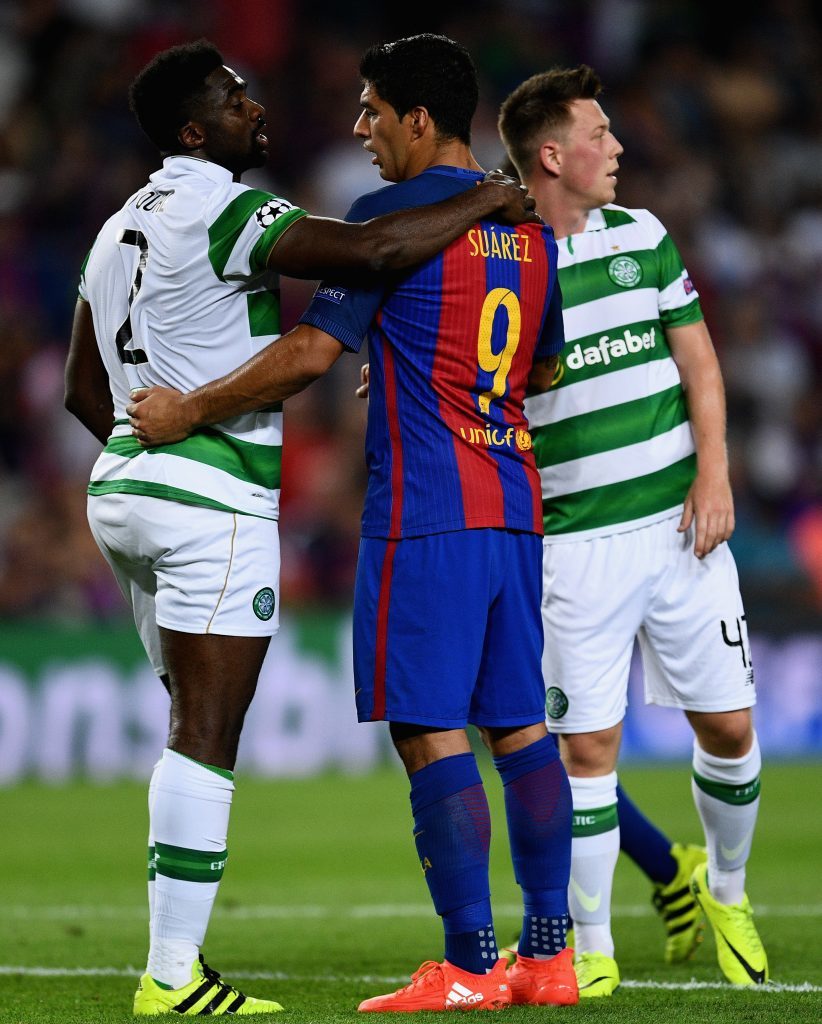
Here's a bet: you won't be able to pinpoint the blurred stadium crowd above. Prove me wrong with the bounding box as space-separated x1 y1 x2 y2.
0 0 819 628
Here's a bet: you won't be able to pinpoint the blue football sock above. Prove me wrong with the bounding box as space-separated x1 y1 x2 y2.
409 753 498 974
617 783 677 884
493 736 572 958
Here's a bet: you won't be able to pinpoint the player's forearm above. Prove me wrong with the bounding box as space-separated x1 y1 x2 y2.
181 326 342 429
64 298 113 444
64 389 114 445
269 179 536 279
685 366 730 479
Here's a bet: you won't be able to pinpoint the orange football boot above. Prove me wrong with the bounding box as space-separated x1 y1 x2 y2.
358 957 511 1013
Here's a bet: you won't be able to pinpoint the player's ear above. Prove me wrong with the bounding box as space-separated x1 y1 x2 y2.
178 120 206 152
538 139 562 178
407 106 430 139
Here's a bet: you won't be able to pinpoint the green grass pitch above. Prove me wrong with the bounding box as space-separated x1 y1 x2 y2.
2 760 820 1023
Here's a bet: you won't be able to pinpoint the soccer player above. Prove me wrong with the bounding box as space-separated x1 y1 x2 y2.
127 33 578 1013
64 40 539 1017
498 65 768 995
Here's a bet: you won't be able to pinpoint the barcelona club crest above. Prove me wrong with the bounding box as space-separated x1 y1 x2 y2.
515 429 532 452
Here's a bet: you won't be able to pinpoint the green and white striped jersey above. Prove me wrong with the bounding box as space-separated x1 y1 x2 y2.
525 204 703 542
80 156 307 521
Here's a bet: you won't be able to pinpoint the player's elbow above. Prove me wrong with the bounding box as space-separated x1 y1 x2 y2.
290 327 344 388
63 381 85 420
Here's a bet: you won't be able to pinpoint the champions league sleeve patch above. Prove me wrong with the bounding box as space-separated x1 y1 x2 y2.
314 285 348 305
255 197 297 227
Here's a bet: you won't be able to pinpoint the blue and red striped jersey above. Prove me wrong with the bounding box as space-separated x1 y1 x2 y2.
299 165 564 539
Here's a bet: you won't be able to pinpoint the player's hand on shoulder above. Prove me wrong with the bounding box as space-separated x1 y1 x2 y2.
127 386 191 447
480 170 541 227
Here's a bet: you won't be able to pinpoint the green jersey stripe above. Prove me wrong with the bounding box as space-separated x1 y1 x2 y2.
558 247 660 309
533 384 688 468
247 289 282 337
654 232 689 291
543 454 696 534
601 208 637 229
661 296 702 327
207 189 273 279
86 478 276 520
102 429 281 489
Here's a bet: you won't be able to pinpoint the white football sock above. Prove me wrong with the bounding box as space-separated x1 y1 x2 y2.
692 735 761 905
147 749 234 989
568 772 619 958
147 756 160 924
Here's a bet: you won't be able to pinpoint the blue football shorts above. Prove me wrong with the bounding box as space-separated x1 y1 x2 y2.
353 528 546 728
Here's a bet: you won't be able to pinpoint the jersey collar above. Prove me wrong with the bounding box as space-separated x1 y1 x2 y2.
161 155 235 185
582 207 607 233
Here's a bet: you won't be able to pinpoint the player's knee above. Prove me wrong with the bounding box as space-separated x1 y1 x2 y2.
688 708 753 758
558 727 619 776
168 704 248 764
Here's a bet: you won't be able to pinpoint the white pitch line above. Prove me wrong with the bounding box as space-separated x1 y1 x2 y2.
0 966 819 993
620 980 822 993
7 903 822 920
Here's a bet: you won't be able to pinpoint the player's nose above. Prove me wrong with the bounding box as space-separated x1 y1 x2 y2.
353 110 369 138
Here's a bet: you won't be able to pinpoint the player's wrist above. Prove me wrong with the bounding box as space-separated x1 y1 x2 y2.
180 389 207 432
475 179 511 213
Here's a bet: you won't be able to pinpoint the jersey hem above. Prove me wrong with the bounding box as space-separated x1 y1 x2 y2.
362 518 543 540
542 506 683 544
87 480 278 521
360 710 548 728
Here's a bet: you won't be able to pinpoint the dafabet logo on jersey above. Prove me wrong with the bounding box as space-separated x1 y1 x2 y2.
565 326 657 369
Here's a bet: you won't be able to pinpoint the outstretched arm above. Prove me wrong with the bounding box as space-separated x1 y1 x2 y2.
668 319 734 559
127 324 345 446
64 298 113 444
267 174 538 279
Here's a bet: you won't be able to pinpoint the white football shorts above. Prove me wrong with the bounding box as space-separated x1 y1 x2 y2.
541 516 756 733
88 492 280 677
